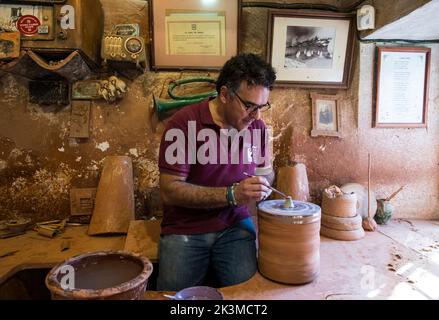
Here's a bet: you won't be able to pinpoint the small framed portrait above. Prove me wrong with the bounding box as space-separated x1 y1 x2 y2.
311 93 342 137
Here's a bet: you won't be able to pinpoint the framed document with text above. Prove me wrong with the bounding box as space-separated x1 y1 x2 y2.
150 0 241 70
374 47 431 128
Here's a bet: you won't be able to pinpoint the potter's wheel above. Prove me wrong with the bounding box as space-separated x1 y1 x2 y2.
257 199 321 284
258 200 321 224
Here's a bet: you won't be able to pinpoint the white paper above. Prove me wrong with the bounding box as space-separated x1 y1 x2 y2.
377 51 427 124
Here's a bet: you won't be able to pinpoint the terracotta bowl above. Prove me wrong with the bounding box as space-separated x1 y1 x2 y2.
45 251 153 300
6 218 31 232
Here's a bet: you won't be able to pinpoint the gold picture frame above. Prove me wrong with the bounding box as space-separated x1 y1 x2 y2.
311 93 342 138
150 0 241 70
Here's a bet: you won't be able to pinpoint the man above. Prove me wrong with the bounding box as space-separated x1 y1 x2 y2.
157 53 277 291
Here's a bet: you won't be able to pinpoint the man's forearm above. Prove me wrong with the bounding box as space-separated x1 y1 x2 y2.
162 181 229 209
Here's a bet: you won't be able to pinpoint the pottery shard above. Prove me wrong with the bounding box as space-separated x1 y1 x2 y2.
321 213 362 231
88 156 135 235
321 189 357 218
320 225 365 241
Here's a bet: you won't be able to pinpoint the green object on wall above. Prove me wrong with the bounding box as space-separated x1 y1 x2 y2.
167 77 217 100
154 77 218 115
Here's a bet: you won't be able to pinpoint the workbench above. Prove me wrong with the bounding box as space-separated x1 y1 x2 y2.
0 225 125 285
1 219 438 300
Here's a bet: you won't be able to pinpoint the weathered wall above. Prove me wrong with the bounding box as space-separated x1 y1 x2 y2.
0 0 438 222
248 0 439 219
356 43 439 219
261 0 438 219
0 0 161 222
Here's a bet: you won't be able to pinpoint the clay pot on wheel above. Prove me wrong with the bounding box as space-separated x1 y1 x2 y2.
374 199 394 225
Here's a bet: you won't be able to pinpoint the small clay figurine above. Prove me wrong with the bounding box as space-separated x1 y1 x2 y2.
109 76 127 98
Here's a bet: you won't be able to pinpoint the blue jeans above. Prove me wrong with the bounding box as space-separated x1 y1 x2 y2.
157 217 257 291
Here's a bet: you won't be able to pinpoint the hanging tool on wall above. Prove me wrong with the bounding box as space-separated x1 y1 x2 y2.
153 77 217 117
72 76 127 102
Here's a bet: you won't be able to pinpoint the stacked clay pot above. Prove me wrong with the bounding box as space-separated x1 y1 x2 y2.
320 186 365 241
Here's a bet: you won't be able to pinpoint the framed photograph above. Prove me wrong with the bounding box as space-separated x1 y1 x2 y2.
311 93 342 137
267 10 355 89
150 0 241 70
374 47 431 128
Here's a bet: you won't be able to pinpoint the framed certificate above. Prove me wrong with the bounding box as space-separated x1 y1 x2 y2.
150 0 240 70
374 47 431 128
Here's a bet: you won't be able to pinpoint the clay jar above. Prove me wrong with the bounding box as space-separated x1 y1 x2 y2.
374 199 394 225
275 163 310 202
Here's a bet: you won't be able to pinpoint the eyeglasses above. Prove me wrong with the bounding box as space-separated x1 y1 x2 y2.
233 91 271 113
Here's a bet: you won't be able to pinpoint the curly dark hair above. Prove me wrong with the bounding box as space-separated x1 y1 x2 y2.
215 53 277 94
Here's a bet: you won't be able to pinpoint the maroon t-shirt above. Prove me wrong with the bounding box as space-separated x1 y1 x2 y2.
158 100 269 235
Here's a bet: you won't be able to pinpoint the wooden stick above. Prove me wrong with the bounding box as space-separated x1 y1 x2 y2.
368 154 371 218
363 153 377 232
386 186 404 202
243 172 290 199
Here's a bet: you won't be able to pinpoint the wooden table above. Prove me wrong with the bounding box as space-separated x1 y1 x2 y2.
0 225 125 284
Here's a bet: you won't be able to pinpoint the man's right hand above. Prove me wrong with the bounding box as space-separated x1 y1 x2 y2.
234 177 271 205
